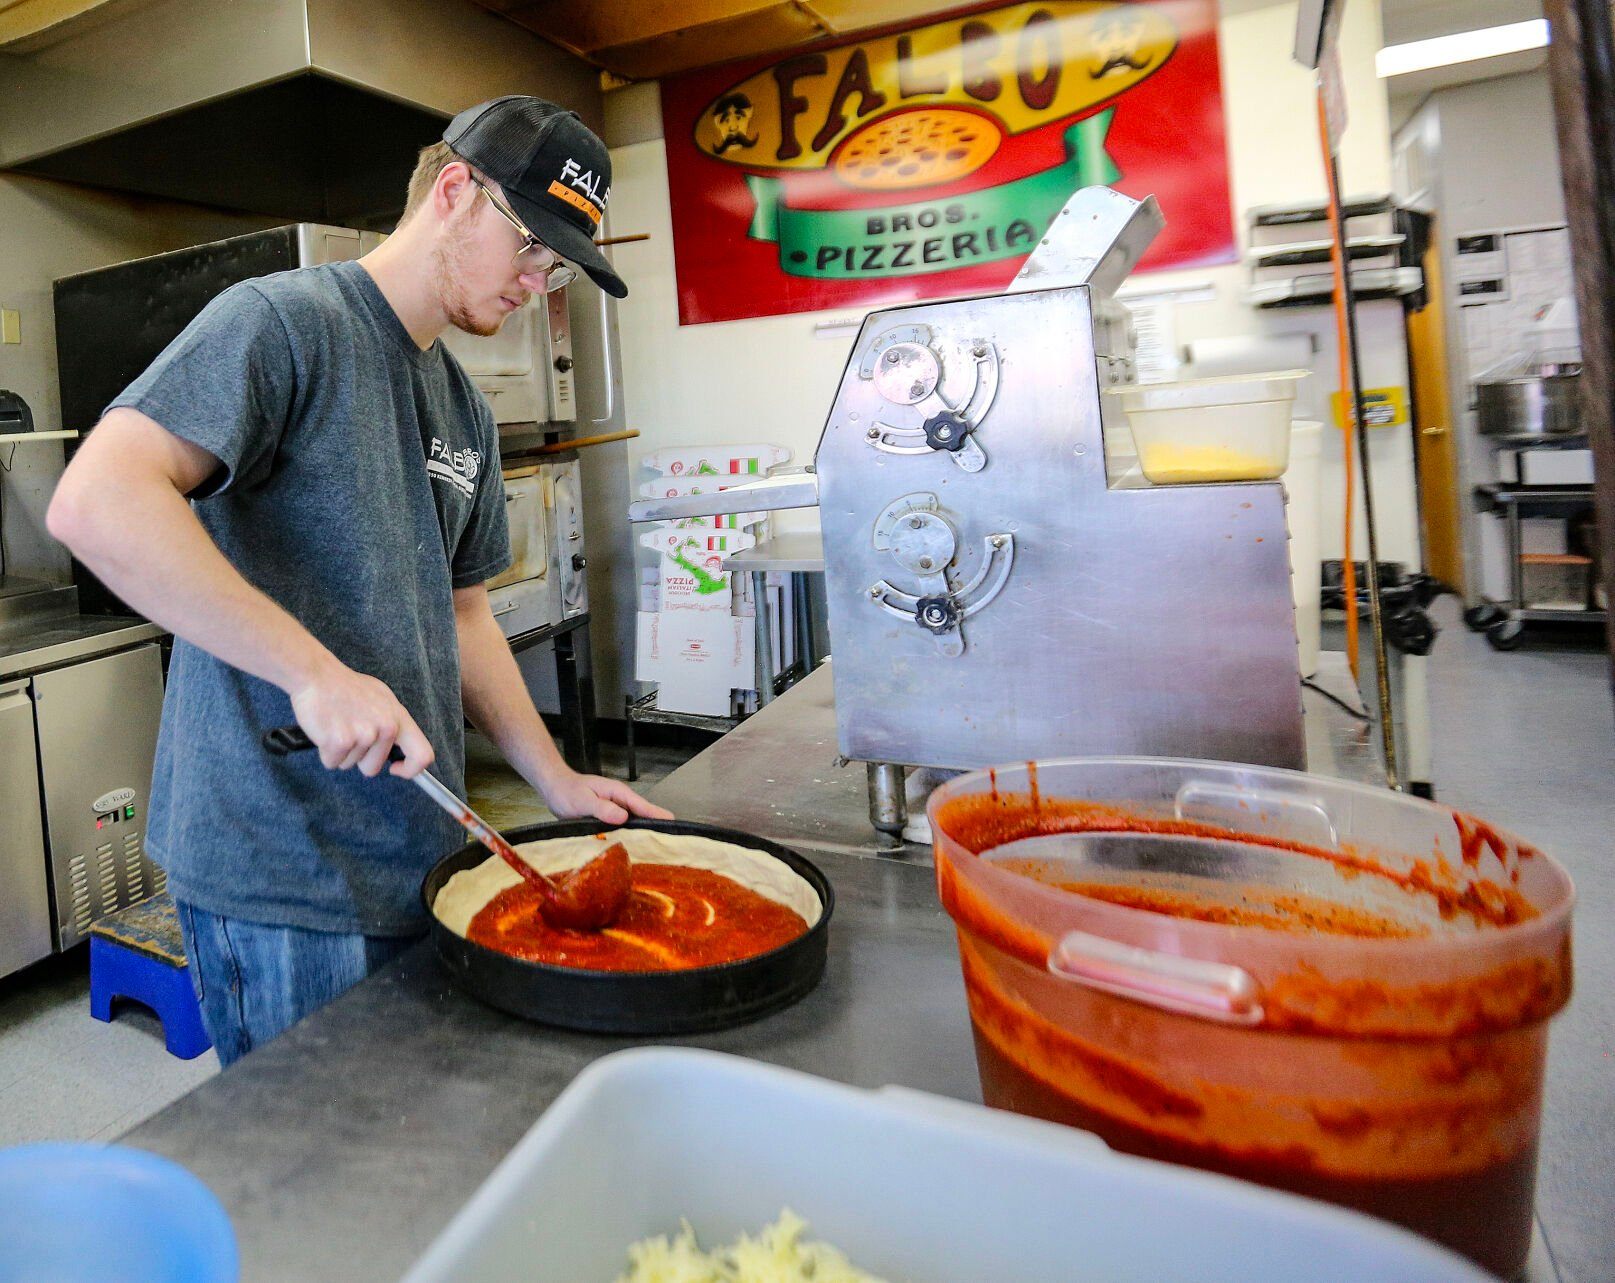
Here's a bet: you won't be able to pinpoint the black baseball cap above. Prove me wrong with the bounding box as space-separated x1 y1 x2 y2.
444 97 627 299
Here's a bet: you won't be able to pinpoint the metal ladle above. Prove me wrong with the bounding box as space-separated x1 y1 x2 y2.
262 725 631 930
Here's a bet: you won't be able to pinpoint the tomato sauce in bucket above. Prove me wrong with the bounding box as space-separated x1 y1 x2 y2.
929 760 1575 1278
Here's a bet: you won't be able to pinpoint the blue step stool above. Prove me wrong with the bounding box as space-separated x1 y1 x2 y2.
88 892 212 1061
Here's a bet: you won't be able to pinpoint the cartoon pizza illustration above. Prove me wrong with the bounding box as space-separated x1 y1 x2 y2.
831 107 1003 191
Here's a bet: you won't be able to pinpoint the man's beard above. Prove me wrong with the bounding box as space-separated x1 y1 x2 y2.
433 214 504 338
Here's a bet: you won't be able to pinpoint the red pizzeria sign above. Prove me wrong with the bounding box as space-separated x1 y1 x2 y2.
660 0 1236 325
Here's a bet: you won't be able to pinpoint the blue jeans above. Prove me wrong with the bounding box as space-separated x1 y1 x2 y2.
175 901 419 1067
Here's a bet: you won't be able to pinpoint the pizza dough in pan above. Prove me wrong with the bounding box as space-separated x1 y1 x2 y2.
432 829 823 939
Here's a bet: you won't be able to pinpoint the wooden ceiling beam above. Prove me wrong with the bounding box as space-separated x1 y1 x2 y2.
473 0 980 80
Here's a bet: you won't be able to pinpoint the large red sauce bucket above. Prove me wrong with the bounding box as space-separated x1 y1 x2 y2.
929 758 1574 1278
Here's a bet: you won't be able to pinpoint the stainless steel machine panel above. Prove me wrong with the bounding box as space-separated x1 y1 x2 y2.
0 679 53 978
33 644 166 949
816 285 1305 772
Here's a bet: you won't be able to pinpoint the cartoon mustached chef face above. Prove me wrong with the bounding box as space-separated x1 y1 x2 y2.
711 94 758 154
1089 11 1153 78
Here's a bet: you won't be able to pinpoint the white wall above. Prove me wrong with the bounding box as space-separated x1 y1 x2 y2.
0 173 275 580
1132 0 1420 573
1393 68 1574 599
596 0 1399 712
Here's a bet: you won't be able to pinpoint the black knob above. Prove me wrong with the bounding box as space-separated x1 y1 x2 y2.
571 553 587 572
554 355 575 372
921 410 970 453
914 595 959 635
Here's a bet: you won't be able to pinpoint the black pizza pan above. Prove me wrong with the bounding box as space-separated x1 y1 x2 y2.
420 817 834 1035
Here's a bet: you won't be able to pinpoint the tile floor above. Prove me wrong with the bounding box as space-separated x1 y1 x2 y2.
0 618 1610 1280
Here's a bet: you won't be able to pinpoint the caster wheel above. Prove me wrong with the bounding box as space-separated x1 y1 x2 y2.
1465 603 1504 631
1487 620 1525 651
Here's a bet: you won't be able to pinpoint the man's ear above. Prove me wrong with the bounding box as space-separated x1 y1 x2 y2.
433 161 477 220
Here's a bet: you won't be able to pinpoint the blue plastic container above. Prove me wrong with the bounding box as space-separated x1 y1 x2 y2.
0 1143 237 1283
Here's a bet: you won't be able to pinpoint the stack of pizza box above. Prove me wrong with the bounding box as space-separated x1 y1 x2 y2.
634 444 791 716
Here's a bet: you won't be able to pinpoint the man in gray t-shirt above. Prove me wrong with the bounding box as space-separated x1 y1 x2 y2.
49 98 667 1065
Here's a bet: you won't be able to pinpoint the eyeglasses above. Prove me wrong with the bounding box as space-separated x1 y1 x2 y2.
470 176 579 292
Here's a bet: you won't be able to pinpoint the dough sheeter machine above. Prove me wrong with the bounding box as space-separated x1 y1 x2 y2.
630 187 1304 839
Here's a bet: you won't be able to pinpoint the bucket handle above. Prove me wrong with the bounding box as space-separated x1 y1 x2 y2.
1048 930 1265 1026
1175 781 1339 850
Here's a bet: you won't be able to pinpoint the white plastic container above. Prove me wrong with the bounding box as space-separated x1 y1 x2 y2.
1109 370 1308 484
402 1047 1490 1283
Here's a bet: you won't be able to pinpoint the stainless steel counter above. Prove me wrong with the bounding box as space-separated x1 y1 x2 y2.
122 849 974 1282
0 574 164 680
0 614 165 681
720 530 825 575
118 648 1562 1282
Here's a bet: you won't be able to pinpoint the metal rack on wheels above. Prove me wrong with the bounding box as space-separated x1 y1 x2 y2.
1468 434 1605 649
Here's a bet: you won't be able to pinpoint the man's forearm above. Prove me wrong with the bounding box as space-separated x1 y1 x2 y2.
54 474 336 696
457 598 570 789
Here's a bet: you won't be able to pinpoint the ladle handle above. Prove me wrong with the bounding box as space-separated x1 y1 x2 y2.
1048 930 1265 1026
262 724 404 764
262 724 550 895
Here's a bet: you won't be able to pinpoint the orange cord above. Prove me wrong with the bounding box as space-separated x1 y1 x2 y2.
1318 89 1360 681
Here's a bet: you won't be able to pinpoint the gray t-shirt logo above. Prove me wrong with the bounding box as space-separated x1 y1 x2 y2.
427 437 481 497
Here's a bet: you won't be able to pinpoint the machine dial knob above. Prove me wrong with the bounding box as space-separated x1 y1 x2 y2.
571 553 587 572
554 355 575 372
921 410 971 453
914 595 960 635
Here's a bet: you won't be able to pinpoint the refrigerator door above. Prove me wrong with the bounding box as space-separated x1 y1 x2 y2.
0 678 53 979
33 644 166 948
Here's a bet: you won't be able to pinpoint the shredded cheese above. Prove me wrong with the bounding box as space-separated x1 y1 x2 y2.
618 1211 892 1283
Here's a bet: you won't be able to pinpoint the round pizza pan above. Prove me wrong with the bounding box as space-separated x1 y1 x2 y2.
420 818 834 1035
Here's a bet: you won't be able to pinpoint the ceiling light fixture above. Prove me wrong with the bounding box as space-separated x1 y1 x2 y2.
1376 18 1549 78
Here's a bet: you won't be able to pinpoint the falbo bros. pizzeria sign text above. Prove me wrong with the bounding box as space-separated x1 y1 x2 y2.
660 0 1235 324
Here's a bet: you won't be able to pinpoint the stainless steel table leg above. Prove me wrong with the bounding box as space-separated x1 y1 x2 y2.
867 762 907 836
793 571 814 673
1507 497 1525 617
752 569 774 707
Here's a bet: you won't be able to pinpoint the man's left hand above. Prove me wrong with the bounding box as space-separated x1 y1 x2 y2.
541 770 674 826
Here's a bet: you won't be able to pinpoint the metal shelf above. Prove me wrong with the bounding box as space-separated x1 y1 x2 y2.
1249 234 1404 269
1244 266 1422 310
1482 432 1589 450
1474 482 1596 518
624 690 741 734
1517 605 1607 623
1248 194 1394 227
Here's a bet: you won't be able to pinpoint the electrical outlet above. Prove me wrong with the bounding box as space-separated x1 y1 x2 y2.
0 310 19 344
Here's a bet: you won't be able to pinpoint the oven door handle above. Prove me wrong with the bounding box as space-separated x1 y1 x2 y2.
590 253 617 427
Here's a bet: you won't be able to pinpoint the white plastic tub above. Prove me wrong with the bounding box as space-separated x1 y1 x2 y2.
1110 370 1308 484
402 1047 1490 1283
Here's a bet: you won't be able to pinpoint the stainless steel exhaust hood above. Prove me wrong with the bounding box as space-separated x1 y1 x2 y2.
0 0 600 225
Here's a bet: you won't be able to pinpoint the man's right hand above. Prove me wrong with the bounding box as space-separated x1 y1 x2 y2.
288 665 435 779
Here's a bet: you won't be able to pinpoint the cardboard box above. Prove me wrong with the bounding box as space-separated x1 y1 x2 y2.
636 611 755 716
640 444 791 478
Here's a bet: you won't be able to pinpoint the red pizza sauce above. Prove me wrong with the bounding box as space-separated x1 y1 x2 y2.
468 863 808 971
932 786 1570 1279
